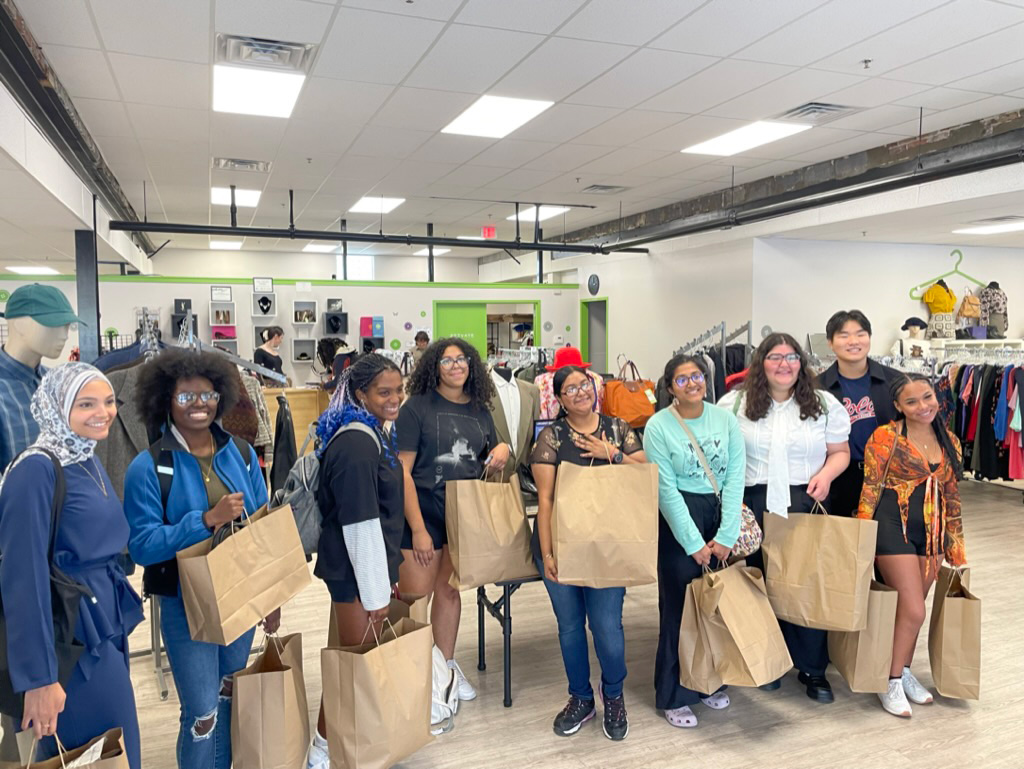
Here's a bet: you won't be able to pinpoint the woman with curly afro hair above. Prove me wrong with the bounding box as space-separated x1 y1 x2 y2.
123 348 271 769
395 337 510 700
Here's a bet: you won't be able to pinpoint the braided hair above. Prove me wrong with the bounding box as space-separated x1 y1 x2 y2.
316 352 401 460
889 373 963 480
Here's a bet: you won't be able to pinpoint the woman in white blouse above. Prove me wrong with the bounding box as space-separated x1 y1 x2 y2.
717 333 851 704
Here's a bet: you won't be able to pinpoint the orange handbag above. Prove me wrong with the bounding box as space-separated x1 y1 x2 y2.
602 360 656 428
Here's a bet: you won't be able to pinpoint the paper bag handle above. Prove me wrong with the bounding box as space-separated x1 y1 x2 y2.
809 500 829 515
26 735 69 769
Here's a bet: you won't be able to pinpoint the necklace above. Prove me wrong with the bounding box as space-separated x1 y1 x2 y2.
81 457 108 497
192 434 216 483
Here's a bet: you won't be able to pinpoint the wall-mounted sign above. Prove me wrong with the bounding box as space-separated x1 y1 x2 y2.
210 285 232 302
252 277 273 293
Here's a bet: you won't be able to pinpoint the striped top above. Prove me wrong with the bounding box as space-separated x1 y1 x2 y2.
0 346 46 473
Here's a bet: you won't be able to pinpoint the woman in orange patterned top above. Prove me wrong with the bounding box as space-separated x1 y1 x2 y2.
857 372 966 719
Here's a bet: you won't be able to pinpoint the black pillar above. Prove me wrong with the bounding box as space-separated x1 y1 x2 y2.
341 219 348 280
427 222 435 282
75 228 100 363
536 225 543 284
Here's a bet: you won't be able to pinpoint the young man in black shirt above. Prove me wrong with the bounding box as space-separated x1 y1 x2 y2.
817 310 901 516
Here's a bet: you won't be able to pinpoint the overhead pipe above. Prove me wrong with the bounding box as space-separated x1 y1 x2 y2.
427 223 435 283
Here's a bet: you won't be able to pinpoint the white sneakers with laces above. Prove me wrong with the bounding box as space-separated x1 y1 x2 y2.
878 678 912 718
901 667 934 705
448 658 477 701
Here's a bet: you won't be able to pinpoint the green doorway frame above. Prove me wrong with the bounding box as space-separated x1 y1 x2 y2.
433 299 543 352
579 297 608 370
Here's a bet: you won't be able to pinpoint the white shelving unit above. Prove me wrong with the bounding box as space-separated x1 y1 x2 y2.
211 339 238 355
251 292 277 318
208 301 236 327
292 338 316 363
932 338 1023 359
292 300 318 326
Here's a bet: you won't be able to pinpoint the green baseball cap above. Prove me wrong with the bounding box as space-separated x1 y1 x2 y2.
0 284 86 327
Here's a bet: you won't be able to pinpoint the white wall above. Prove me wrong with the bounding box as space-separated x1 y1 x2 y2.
752 239 1024 354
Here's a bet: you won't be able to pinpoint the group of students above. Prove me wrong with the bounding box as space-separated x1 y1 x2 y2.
0 309 968 769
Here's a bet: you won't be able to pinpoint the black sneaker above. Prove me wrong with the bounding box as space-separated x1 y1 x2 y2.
601 689 629 741
552 695 596 737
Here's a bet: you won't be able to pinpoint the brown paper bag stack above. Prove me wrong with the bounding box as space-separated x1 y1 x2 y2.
551 463 659 588
177 503 311 645
322 617 434 769
929 565 981 700
828 581 898 693
231 633 309 769
762 511 877 631
687 564 793 688
677 578 724 693
445 475 536 589
327 595 430 646
4 728 129 769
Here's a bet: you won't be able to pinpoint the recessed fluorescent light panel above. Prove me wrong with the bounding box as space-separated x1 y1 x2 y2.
952 222 1024 235
682 121 811 156
303 243 339 253
6 266 60 275
442 95 554 139
349 196 405 214
506 206 570 223
210 240 243 250
414 247 451 256
211 187 261 207
213 65 305 118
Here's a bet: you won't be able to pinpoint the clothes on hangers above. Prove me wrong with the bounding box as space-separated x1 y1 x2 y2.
240 371 273 449
923 282 957 314
270 394 298 493
979 283 1008 334
93 340 167 372
946 360 1024 480
488 369 539 481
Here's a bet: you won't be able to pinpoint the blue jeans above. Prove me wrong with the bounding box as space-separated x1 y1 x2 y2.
535 555 627 700
160 595 255 769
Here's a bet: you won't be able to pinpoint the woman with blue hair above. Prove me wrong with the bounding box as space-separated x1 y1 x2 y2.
307 352 405 769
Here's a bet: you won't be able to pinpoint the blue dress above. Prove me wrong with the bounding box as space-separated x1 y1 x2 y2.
0 454 144 768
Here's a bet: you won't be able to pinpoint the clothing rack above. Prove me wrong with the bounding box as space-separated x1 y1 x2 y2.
725 321 753 366
178 309 287 385
675 321 727 361
878 354 939 379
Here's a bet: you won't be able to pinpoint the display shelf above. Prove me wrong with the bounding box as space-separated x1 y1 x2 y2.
171 312 198 338
292 300 317 325
251 292 277 317
292 338 316 363
209 301 235 326
360 336 385 353
324 311 348 335
211 339 238 355
211 325 237 341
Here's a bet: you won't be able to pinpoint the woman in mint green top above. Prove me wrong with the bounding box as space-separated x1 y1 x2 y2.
642 354 745 729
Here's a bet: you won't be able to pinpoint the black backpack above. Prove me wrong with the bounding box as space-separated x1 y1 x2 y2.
0 449 93 719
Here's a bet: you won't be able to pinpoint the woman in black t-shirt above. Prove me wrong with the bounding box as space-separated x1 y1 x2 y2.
395 338 510 703
253 326 285 384
307 353 405 767
531 365 644 741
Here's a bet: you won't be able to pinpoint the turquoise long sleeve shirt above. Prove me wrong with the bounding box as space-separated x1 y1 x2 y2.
642 402 746 555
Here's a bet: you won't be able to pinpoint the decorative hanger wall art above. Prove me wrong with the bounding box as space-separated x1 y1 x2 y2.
908 249 985 300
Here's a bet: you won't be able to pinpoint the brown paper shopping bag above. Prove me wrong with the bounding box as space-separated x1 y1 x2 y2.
677 578 724 693
6 729 130 769
322 618 434 769
692 564 793 687
177 504 311 645
328 595 430 646
551 462 659 588
828 581 898 693
762 508 877 631
929 565 981 700
445 474 537 589
231 633 310 769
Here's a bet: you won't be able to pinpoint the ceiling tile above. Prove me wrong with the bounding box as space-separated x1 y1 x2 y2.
19 0 101 48
820 77 932 109
289 78 394 123
705 68 865 121
279 121 361 165
640 58 794 114
438 165 509 188
369 87 478 131
43 46 120 100
454 0 586 34
949 56 1024 94
314 8 444 84
126 103 209 143
73 98 134 139
210 113 288 159
94 135 147 174
652 0 829 57
377 160 461 189
824 104 933 134
572 110 686 147
488 168 563 192
509 103 622 143
567 49 717 109
262 168 329 191
494 37 635 101
743 125 863 161
785 130 899 163
556 0 706 45
91 0 211 63
346 126 433 158
894 86 990 111
915 94 1024 133
343 0 464 22
408 134 495 164
324 156 398 185
573 147 674 176
629 152 715 178
630 114 748 152
214 0 334 43
404 24 543 94
108 53 210 109
736 0 947 67
468 139 560 169
523 144 614 173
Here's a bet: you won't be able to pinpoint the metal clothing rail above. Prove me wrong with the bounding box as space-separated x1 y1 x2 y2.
178 309 287 385
725 321 754 366
676 321 727 362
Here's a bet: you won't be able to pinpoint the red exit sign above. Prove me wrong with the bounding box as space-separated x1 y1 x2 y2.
481 225 496 239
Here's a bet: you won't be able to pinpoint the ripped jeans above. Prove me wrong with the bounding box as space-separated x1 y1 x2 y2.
160 595 256 769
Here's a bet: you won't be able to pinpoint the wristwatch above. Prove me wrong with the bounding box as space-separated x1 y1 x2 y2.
612 450 624 464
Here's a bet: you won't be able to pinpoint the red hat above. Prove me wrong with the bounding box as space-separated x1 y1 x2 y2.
546 346 591 371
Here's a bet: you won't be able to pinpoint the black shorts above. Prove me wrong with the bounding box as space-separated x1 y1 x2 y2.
400 489 447 551
874 486 941 558
325 578 360 604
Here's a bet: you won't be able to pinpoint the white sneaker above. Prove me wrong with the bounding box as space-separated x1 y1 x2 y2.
901 667 933 705
447 658 477 701
878 678 912 718
306 730 329 769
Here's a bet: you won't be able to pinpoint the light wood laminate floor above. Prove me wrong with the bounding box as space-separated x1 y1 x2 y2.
124 481 1021 768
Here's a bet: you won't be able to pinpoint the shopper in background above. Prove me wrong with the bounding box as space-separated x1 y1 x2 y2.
642 354 744 728
307 354 405 769
531 365 645 741
395 338 510 701
0 363 144 768
412 331 430 366
818 310 901 516
858 373 966 718
718 334 851 703
254 326 285 384
123 349 272 769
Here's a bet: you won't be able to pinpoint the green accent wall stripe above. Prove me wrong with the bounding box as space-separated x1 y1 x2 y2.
0 275 577 290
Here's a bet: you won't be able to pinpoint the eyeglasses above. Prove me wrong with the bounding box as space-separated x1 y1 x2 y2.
561 381 594 397
174 391 221 406
674 373 706 387
439 356 469 369
765 353 801 364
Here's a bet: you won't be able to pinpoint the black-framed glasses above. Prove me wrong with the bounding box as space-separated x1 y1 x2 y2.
562 381 594 397
674 373 706 387
765 353 801 364
439 355 469 369
174 391 221 406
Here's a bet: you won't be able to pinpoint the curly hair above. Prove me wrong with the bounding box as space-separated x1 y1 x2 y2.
135 348 241 435
406 337 495 410
890 373 963 480
741 333 823 422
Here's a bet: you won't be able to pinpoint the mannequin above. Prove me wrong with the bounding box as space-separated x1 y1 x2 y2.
890 317 931 359
922 280 956 340
979 280 1008 336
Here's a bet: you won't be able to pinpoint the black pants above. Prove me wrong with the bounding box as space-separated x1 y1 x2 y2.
744 484 830 678
654 492 725 710
828 462 864 518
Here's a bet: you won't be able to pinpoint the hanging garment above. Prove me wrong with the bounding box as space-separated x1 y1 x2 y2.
927 312 956 340
270 395 298 493
241 372 273 449
979 284 1008 328
220 369 259 446
923 282 957 314
94 363 152 501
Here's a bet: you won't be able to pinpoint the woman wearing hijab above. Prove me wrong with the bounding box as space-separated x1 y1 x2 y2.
0 363 144 768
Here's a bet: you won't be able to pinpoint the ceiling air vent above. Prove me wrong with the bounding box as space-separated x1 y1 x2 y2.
216 34 316 73
581 184 630 195
212 157 272 173
774 102 862 126
968 215 1024 224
